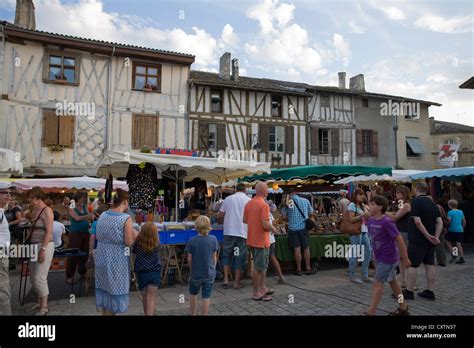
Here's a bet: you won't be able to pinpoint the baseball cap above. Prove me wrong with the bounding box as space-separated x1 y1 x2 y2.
0 182 15 191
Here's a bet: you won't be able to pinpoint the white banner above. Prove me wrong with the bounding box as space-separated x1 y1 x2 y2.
438 143 460 167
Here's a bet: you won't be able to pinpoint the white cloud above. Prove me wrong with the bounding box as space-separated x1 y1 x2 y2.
427 74 450 84
220 24 239 49
332 33 351 61
414 14 474 33
30 0 225 68
380 6 405 21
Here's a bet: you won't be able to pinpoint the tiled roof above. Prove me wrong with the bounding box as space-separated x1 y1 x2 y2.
431 120 474 134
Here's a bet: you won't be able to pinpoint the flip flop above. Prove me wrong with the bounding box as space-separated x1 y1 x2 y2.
220 283 229 289
233 284 243 289
265 290 274 295
252 295 272 301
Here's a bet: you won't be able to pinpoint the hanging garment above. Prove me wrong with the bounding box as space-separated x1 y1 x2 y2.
126 163 158 210
105 172 113 204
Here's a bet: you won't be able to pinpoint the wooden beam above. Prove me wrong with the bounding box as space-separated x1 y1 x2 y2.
229 90 243 116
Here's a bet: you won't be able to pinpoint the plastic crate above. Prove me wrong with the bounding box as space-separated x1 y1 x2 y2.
50 257 67 272
210 229 224 242
158 231 167 244
166 230 188 245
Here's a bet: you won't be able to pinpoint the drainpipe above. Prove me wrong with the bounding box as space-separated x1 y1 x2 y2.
104 46 116 151
393 112 399 168
186 79 192 149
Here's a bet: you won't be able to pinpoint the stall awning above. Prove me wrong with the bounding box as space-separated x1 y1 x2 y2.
97 150 271 184
410 166 474 180
0 148 23 177
240 165 392 183
334 170 426 185
11 176 129 191
406 138 425 154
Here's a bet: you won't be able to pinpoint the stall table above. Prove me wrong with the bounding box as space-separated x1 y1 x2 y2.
275 233 350 262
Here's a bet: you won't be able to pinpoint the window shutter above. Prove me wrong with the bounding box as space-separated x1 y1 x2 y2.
310 127 319 155
132 115 140 149
142 115 158 149
331 128 340 156
217 123 227 150
259 124 269 153
58 115 75 148
285 126 294 154
42 110 59 146
372 130 378 157
356 129 363 157
198 121 209 150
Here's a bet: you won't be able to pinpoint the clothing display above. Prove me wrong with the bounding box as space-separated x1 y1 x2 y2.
126 163 159 210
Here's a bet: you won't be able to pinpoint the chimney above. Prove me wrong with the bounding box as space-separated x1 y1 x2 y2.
231 58 239 81
338 72 346 89
14 0 36 30
219 52 231 80
349 74 365 91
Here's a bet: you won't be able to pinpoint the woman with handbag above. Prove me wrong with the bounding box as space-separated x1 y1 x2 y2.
346 188 372 284
27 187 55 316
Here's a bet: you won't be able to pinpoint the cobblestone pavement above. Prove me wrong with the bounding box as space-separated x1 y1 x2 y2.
10 248 474 316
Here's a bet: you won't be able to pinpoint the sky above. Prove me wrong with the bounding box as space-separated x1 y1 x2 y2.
0 0 473 125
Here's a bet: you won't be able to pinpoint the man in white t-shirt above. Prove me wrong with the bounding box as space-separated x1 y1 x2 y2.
52 211 66 249
217 183 251 289
0 182 13 315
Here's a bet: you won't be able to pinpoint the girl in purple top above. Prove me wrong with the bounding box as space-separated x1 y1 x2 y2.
365 195 411 316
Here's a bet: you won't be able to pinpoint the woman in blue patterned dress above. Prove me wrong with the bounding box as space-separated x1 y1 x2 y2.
95 189 137 315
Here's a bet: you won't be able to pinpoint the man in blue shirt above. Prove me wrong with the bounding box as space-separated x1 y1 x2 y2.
281 189 316 275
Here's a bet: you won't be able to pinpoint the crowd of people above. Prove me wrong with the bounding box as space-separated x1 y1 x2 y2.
0 179 468 316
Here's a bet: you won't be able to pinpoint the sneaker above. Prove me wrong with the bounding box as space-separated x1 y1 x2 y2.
350 277 364 284
362 277 374 283
402 289 414 300
418 289 436 300
449 256 457 263
455 258 466 264
389 306 410 316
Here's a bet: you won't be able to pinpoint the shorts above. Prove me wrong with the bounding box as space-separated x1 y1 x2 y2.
250 247 270 272
408 242 435 268
446 232 463 243
221 235 248 269
288 228 309 249
136 270 161 292
374 261 398 283
189 278 214 299
269 243 276 257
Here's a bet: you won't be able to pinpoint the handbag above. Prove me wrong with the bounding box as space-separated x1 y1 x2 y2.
293 200 315 230
24 206 47 245
340 210 362 235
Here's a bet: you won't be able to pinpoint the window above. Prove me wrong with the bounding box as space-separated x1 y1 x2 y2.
406 137 424 158
43 51 80 85
132 114 159 149
132 62 161 92
42 109 75 148
271 95 282 117
362 98 369 107
208 124 217 150
269 125 284 152
210 89 223 113
444 139 455 144
318 129 329 155
362 130 372 156
321 95 330 107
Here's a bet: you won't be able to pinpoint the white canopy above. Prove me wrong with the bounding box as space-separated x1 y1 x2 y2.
334 170 426 185
96 150 271 184
11 175 129 191
0 148 23 177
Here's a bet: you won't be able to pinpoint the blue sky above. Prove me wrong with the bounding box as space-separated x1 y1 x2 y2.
0 0 473 125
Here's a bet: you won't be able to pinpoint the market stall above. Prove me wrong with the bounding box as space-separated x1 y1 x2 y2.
10 175 129 191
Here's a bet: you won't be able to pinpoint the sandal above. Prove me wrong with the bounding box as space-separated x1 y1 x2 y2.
278 278 286 284
306 269 316 275
265 290 274 296
220 283 229 289
252 295 272 301
294 270 303 276
233 284 243 290
28 303 41 312
35 307 49 316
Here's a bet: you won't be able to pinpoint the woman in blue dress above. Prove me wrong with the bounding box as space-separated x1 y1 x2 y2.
95 189 137 315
